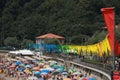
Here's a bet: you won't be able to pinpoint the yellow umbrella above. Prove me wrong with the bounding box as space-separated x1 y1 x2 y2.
24 69 32 74
44 65 50 68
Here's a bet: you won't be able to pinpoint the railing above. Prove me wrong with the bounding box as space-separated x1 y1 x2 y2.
44 53 112 75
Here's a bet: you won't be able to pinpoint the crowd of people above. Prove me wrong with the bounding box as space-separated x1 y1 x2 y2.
0 54 96 80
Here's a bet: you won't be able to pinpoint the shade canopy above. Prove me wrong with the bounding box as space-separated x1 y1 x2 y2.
36 33 65 39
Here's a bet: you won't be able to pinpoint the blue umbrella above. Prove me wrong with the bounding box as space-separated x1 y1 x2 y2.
17 67 25 71
40 69 50 73
25 65 31 68
62 71 68 75
40 72 48 75
34 71 41 76
14 61 21 65
88 77 95 80
52 65 60 69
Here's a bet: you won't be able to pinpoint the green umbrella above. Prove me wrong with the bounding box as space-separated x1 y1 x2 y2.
68 68 74 73
19 63 25 67
52 70 61 75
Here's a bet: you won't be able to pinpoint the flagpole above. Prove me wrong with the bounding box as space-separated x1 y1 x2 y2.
113 7 115 72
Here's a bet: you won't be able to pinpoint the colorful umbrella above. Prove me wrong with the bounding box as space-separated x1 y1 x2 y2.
62 71 68 75
73 71 81 75
40 69 50 73
88 77 95 80
34 71 41 76
52 71 61 75
25 64 31 68
40 72 48 75
63 78 71 80
45 67 54 71
14 61 21 65
17 67 25 71
9 65 16 68
23 61 29 64
82 77 89 80
24 69 32 74
19 63 25 67
0 62 3 65
33 67 40 71
68 68 74 73
52 65 60 69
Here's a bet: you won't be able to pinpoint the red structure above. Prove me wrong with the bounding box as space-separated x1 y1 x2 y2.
36 33 65 44
112 71 120 80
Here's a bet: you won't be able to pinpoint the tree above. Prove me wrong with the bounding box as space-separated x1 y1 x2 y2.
21 39 34 49
115 24 120 42
84 31 107 45
1 0 120 45
4 37 19 47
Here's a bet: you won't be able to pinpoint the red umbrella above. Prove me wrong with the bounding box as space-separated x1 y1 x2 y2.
8 65 16 68
82 77 88 80
23 61 29 64
112 75 120 80
112 71 120 80
113 71 120 75
0 62 3 65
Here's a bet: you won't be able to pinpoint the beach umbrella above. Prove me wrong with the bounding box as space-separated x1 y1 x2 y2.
112 75 120 80
25 64 31 68
58 66 64 72
88 77 95 80
73 71 81 75
0 62 3 65
52 65 60 69
34 71 41 76
37 78 44 80
18 67 25 71
113 71 120 75
28 76 38 80
40 72 48 75
19 63 25 67
30 64 35 68
40 69 50 73
68 68 74 73
82 77 88 80
79 77 86 80
14 61 21 65
62 71 68 75
50 61 57 66
112 71 120 80
9 65 16 68
43 65 49 68
32 60 38 63
33 67 40 71
52 71 61 75
23 61 29 64
39 63 44 66
45 67 54 71
24 69 32 74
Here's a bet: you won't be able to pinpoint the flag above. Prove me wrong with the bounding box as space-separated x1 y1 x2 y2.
115 40 119 56
101 7 115 52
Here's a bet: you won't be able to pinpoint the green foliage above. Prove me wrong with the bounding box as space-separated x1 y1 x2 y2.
84 31 107 45
1 0 120 45
4 37 19 47
115 24 120 42
21 39 34 48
